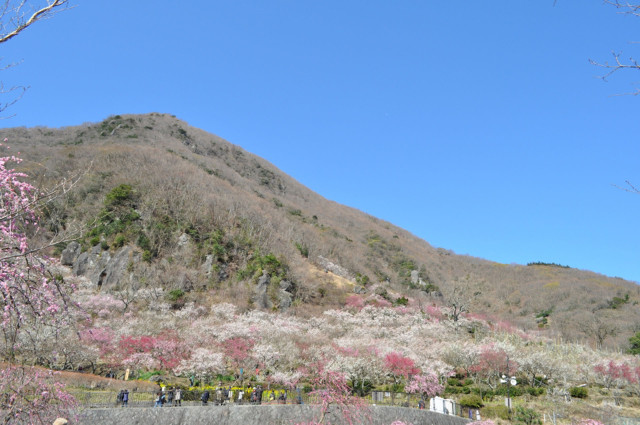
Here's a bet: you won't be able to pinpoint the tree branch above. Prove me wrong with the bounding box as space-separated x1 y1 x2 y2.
0 0 68 44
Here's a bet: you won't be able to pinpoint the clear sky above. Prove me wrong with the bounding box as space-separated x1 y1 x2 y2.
1 1 639 282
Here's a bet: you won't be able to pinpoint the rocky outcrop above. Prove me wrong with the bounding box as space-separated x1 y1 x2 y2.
253 271 295 311
317 256 354 281
68 244 139 290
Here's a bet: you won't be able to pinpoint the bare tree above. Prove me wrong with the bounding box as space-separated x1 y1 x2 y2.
590 1 640 94
440 273 483 322
0 1 70 114
578 313 618 349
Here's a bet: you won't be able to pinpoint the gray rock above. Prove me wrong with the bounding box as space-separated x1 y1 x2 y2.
71 245 137 290
316 255 354 281
254 270 271 309
177 233 189 247
411 270 420 285
60 241 81 266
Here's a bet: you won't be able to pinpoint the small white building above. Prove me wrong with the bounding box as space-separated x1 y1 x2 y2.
430 396 457 416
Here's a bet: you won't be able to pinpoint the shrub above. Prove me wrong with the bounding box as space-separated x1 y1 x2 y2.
526 386 545 397
295 242 309 258
105 184 135 210
113 234 127 248
458 394 484 408
514 406 541 425
167 289 185 302
569 386 588 398
481 404 510 420
142 250 153 263
89 236 100 246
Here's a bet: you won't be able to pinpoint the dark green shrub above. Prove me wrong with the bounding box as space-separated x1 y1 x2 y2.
89 236 100 246
355 273 370 286
458 394 484 408
105 184 135 209
527 387 545 397
167 289 185 302
514 406 541 425
445 386 459 394
569 386 588 398
113 234 126 248
394 296 409 306
295 242 309 258
495 385 523 397
447 378 461 386
142 250 153 263
137 233 151 251
101 241 109 250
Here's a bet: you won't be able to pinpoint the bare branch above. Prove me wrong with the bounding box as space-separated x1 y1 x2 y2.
590 51 640 95
603 0 640 17
613 180 640 194
0 0 69 44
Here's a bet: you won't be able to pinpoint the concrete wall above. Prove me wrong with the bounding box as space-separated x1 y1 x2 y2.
78 405 471 425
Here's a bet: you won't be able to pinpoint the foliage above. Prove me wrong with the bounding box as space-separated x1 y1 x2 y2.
607 293 629 309
0 366 77 425
458 394 484 408
569 386 589 398
629 332 640 355
526 262 570 268
514 406 541 425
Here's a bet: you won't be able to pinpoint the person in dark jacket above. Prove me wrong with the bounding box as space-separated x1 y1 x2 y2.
201 390 210 405
167 388 174 406
122 389 129 407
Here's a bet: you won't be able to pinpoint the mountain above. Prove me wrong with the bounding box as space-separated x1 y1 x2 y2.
2 113 638 350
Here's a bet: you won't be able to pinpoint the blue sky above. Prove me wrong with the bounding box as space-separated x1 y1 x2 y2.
1 1 639 282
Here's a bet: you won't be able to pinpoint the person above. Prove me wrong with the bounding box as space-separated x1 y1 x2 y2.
418 399 425 410
167 388 174 407
174 388 181 407
116 390 123 406
122 389 129 407
201 389 210 406
256 385 263 405
154 391 163 408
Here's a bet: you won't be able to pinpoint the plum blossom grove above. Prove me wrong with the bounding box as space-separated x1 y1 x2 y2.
68 283 640 401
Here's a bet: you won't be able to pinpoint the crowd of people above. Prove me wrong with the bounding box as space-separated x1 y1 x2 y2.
117 384 302 408
153 387 182 407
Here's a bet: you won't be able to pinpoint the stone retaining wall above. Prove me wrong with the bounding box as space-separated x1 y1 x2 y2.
78 404 471 425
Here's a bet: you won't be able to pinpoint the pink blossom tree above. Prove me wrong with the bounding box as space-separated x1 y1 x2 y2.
0 144 77 423
301 362 369 425
384 351 419 390
593 360 637 389
404 371 444 401
0 366 77 424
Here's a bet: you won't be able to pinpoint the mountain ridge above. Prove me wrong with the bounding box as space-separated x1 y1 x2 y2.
2 112 638 350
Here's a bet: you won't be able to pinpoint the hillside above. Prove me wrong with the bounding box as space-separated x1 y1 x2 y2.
1 113 639 351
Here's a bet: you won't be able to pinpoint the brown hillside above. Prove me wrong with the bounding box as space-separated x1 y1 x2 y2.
1 113 638 350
